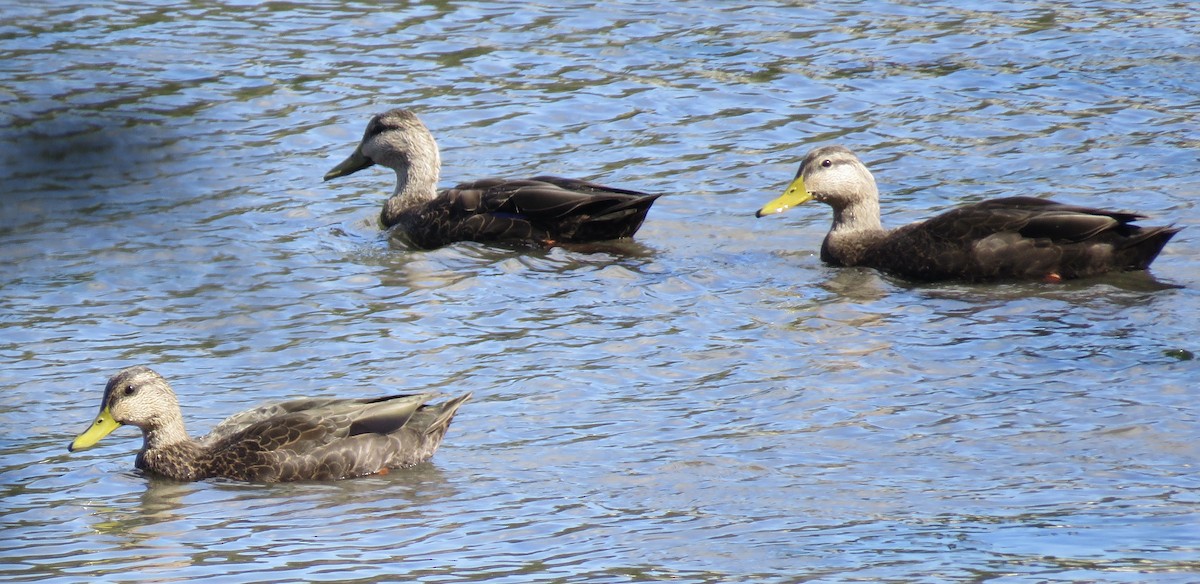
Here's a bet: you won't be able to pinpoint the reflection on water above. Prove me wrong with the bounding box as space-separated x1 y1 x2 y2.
2 0 1199 581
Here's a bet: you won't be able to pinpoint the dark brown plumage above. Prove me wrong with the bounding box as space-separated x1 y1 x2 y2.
324 108 661 249
756 145 1179 282
69 366 471 482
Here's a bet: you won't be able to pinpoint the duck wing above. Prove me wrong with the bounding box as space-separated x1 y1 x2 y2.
398 176 661 248
202 397 349 445
201 393 471 482
871 197 1178 281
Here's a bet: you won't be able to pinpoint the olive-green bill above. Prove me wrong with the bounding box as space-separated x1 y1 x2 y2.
756 175 813 218
323 145 375 181
69 407 122 452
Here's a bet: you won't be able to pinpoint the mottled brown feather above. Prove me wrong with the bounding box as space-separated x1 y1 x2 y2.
72 366 471 482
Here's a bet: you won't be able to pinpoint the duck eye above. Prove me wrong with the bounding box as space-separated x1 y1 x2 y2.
124 384 136 396
821 159 832 168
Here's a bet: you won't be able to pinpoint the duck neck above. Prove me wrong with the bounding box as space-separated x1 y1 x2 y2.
822 199 886 266
142 413 191 453
137 418 204 480
382 148 441 227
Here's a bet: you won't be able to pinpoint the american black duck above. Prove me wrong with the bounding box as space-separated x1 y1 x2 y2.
69 366 471 482
324 108 662 249
755 145 1179 282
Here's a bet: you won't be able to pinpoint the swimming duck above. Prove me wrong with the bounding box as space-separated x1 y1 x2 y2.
323 108 661 249
756 145 1179 282
69 366 471 482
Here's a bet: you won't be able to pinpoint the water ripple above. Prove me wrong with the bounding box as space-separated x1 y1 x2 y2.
3 0 1199 581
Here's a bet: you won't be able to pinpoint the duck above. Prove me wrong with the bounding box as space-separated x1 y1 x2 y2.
68 366 472 482
323 108 662 249
755 145 1180 282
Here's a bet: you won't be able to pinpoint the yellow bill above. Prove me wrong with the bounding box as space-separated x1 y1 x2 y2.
69 407 122 452
756 175 813 218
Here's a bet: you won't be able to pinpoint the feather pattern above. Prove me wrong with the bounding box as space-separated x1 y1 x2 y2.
69 366 471 482
757 145 1179 282
324 109 660 249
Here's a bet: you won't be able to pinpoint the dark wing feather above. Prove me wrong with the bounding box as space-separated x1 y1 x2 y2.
527 175 655 197
868 197 1178 281
1017 211 1118 242
394 176 661 248
970 197 1145 241
345 394 427 436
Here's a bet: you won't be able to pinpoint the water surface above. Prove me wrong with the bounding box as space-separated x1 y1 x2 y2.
2 1 1199 582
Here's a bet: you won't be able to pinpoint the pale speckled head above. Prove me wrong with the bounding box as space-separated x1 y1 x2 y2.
69 366 181 452
756 145 878 217
323 108 441 183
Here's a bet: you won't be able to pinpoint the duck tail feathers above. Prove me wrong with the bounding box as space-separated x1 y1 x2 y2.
1121 225 1181 270
424 392 472 437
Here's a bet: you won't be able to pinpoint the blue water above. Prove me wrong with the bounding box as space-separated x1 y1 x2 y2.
2 1 1198 582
